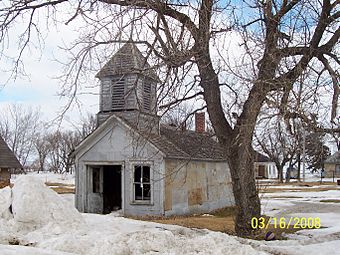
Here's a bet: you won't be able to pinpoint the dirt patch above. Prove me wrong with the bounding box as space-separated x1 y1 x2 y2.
320 200 340 203
151 215 236 234
264 196 304 199
50 186 75 194
129 207 307 240
260 186 338 193
45 182 74 187
45 182 75 194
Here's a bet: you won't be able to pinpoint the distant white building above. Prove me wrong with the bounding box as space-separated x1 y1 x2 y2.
254 152 277 179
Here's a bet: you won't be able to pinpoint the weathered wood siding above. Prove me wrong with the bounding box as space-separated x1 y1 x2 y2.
75 121 165 216
324 163 340 178
0 168 11 188
164 159 234 216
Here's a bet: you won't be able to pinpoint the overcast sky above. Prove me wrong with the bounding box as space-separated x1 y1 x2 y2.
0 15 99 128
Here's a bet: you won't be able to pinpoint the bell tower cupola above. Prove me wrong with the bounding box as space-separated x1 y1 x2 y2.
96 43 159 131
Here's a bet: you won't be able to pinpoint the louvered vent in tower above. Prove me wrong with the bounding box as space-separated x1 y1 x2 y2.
112 77 125 110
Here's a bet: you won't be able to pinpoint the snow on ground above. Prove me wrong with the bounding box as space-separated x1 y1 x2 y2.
1 174 340 254
11 172 75 185
1 176 268 255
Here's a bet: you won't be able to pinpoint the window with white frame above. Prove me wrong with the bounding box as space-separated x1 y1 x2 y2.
133 165 151 201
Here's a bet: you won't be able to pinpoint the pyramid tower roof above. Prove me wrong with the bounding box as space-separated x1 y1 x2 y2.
96 43 158 80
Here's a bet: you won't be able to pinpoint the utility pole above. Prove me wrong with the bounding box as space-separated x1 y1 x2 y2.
302 128 306 182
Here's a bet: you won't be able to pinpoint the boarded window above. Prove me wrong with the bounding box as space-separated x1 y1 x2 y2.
93 167 101 193
143 81 151 111
112 78 125 110
133 165 151 201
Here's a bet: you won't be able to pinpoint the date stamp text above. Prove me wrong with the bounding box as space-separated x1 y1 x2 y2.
251 217 321 229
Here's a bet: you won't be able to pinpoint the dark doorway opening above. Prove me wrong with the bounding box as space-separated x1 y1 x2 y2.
103 165 122 214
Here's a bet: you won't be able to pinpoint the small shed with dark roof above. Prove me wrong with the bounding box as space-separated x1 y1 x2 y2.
324 151 340 178
0 136 22 188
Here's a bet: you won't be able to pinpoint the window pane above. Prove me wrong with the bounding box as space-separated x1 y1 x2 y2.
134 166 141 182
143 184 151 200
142 166 150 182
134 184 143 200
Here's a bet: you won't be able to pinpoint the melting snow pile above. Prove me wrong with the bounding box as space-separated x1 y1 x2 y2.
11 176 81 228
0 187 12 220
0 176 82 247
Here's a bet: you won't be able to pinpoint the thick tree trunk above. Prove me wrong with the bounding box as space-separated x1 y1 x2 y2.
227 143 261 237
196 52 261 237
275 163 284 183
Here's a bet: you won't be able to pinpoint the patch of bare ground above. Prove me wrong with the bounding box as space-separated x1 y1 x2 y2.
45 182 74 187
258 183 339 193
50 186 75 194
45 182 75 194
129 207 306 240
319 200 340 203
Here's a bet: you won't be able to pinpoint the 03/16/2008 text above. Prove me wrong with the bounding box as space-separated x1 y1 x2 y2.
251 217 321 229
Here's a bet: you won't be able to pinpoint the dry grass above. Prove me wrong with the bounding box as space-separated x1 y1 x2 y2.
45 182 74 187
259 185 339 193
45 182 75 194
129 207 306 240
130 207 236 235
151 215 236 234
50 186 75 194
319 199 340 203
260 181 335 186
251 225 304 240
263 196 304 199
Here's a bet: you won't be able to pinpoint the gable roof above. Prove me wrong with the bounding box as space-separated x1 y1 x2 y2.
325 151 340 164
0 136 22 169
157 125 226 161
73 114 226 161
254 152 271 163
96 43 158 80
74 113 272 163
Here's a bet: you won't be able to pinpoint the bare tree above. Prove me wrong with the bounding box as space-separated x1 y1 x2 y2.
1 1 339 236
0 104 41 167
255 118 298 182
34 132 51 173
161 102 195 130
78 113 97 138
